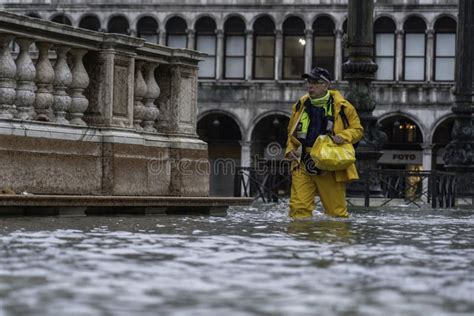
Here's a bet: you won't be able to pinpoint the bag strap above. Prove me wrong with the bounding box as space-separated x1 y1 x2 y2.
340 105 350 129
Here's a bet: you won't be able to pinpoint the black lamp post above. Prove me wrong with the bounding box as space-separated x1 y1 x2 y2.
443 0 474 198
343 0 387 194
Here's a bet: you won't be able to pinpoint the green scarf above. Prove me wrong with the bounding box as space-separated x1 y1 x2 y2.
309 91 332 116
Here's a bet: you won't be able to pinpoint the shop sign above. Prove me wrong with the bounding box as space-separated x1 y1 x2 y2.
378 150 422 164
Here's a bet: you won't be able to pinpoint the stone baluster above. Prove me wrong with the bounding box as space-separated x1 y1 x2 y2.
52 45 72 124
15 38 36 120
0 35 17 119
68 49 90 125
133 60 146 130
34 42 54 121
142 63 160 132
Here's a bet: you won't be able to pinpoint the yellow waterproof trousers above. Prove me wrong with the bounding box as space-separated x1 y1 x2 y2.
289 167 348 219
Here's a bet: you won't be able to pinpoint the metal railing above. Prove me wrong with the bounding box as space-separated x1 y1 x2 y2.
234 164 459 208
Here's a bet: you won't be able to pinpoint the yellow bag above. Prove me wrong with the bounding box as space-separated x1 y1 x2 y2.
310 135 355 171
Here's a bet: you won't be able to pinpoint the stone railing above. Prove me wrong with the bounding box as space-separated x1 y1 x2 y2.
0 11 210 197
0 11 205 135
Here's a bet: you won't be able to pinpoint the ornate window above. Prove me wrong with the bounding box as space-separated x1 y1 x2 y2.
374 17 396 81
79 15 101 31
195 17 217 78
51 14 71 25
108 16 129 35
253 16 275 79
312 16 335 75
403 16 426 81
166 17 187 49
137 16 159 43
282 16 305 79
224 17 246 79
434 17 456 81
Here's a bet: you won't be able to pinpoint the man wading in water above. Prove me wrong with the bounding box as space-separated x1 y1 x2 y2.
284 67 364 219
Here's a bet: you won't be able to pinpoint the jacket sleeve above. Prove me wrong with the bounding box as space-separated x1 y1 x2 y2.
335 101 364 144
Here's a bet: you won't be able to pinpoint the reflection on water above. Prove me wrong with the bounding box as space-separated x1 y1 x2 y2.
0 203 473 316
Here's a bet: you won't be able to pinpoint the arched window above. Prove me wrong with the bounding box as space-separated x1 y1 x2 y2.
166 17 187 48
434 17 456 81
403 16 426 81
253 16 275 79
51 14 71 25
374 17 396 81
282 16 305 79
312 16 335 75
108 16 129 35
137 16 159 43
224 17 246 79
195 17 217 78
25 13 41 19
79 15 101 31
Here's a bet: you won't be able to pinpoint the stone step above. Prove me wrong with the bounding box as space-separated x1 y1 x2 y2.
0 195 252 217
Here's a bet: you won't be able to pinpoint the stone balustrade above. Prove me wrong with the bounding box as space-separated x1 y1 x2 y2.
0 10 205 135
0 11 210 197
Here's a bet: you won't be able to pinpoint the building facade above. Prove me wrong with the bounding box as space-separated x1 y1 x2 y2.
2 0 458 195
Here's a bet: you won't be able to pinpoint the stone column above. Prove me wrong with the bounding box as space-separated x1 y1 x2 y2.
69 48 90 125
14 38 36 120
426 29 435 82
304 29 313 73
245 30 253 81
159 30 167 46
215 29 224 80
187 29 195 50
52 45 72 124
142 63 160 132
395 30 404 82
133 60 146 130
334 29 343 81
0 35 16 119
34 42 54 122
342 0 387 194
274 29 282 80
443 0 474 198
239 140 252 197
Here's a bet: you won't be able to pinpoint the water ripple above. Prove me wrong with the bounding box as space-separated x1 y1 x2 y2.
0 206 473 315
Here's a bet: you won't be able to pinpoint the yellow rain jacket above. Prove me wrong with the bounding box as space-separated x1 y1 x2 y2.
285 90 364 182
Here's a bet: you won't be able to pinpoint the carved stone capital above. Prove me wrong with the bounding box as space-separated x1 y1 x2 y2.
215 29 224 37
334 29 344 37
395 29 405 36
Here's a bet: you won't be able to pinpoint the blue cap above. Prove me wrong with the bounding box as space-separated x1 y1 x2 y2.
302 67 332 82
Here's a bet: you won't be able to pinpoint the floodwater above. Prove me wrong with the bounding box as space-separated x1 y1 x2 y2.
0 203 473 316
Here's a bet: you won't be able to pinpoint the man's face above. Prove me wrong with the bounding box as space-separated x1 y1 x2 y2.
306 79 329 98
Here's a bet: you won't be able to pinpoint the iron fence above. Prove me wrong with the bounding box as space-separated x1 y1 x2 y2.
234 164 459 208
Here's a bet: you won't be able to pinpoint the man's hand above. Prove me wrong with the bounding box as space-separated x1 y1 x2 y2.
332 135 346 144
